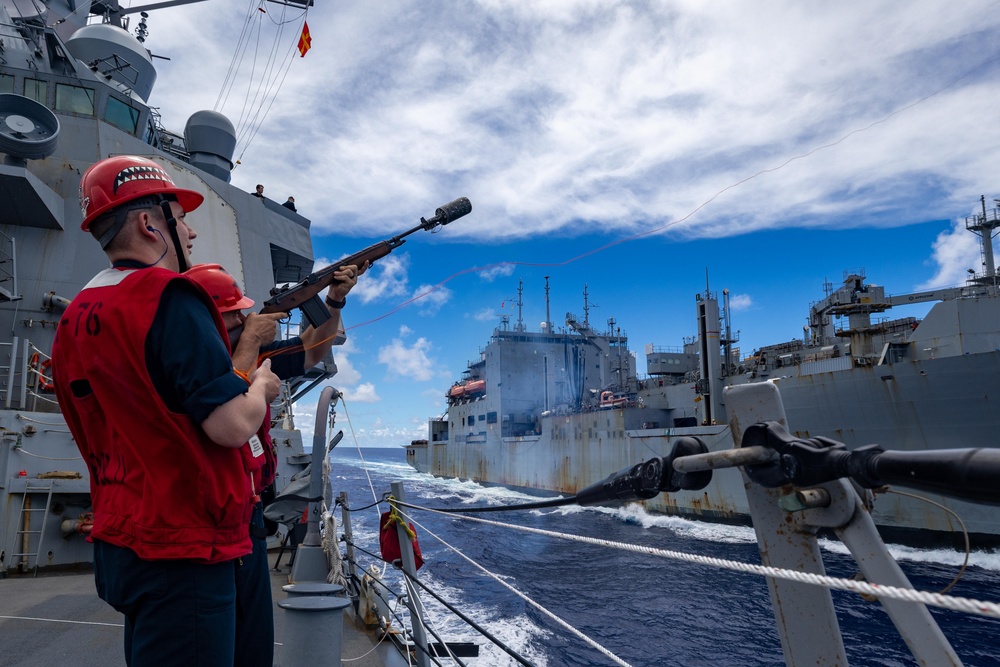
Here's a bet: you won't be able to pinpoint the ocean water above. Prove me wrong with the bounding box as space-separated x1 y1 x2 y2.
329 446 1000 667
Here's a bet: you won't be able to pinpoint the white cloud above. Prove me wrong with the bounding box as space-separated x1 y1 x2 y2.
349 254 411 304
918 219 986 290
479 263 516 282
413 284 452 315
343 382 380 403
377 336 435 381
472 307 498 322
727 294 753 311
149 2 1000 245
329 349 361 386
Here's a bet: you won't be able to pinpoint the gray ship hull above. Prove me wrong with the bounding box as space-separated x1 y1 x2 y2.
409 275 1000 548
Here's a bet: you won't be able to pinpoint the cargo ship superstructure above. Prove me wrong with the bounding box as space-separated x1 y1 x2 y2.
409 202 1000 548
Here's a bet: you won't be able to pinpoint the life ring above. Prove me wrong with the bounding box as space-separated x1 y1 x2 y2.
33 355 54 392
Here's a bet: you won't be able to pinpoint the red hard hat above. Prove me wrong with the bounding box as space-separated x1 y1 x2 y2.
185 263 255 312
79 155 204 231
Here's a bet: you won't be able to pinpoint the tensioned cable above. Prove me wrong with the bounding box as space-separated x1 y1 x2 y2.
346 538 534 666
401 512 634 667
402 571 536 667
215 1 259 111
423 496 578 513
397 500 1000 621
400 575 467 667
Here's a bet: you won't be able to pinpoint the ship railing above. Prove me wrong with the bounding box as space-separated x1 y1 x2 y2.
284 386 497 666
0 338 58 411
0 228 19 303
965 206 1000 229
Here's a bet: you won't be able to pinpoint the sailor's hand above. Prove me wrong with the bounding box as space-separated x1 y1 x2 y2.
250 358 281 403
329 262 366 301
241 312 283 348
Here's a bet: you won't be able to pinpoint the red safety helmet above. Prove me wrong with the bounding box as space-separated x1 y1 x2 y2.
79 155 204 231
185 263 255 313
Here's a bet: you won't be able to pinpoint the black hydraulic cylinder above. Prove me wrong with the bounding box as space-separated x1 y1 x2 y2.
575 458 664 506
742 421 1000 506
850 445 1000 505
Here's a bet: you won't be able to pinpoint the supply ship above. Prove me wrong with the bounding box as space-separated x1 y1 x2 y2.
407 208 1000 548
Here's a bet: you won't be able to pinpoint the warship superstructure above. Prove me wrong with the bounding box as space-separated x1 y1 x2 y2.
408 204 1000 548
0 0 323 574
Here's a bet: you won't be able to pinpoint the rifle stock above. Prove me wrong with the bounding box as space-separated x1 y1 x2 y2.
260 197 471 327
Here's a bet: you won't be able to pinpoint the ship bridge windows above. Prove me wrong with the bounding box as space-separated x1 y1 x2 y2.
54 83 95 116
23 79 46 104
105 97 140 134
0 75 13 94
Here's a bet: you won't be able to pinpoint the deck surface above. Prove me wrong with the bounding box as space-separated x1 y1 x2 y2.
0 549 406 667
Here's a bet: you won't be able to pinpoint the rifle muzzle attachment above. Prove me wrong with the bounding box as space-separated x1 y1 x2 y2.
422 197 472 228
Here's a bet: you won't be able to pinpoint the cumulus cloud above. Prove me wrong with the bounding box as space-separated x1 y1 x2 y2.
727 294 753 311
479 263 516 282
150 2 1000 245
917 219 985 290
344 382 380 403
472 307 499 322
377 335 435 381
413 284 452 315
349 254 411 304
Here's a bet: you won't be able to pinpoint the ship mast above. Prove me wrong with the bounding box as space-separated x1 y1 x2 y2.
515 279 525 332
965 195 1000 286
543 276 552 333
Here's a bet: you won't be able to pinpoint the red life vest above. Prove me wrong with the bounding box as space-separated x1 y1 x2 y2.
241 404 277 494
52 268 253 563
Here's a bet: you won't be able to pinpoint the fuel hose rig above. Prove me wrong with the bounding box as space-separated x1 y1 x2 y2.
738 421 1000 506
425 437 715 513
425 423 1000 514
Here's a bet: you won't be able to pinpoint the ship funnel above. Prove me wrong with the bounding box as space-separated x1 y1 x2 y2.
184 111 236 183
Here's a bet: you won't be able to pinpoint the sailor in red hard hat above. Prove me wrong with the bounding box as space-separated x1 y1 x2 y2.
53 155 282 666
79 154 204 272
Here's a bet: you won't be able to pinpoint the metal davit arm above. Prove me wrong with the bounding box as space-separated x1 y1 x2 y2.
289 385 343 583
722 383 962 667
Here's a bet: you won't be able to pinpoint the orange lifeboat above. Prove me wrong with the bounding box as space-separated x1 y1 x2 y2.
464 380 486 395
599 390 627 409
448 383 466 399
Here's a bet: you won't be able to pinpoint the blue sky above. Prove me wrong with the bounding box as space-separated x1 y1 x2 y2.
147 1 1000 446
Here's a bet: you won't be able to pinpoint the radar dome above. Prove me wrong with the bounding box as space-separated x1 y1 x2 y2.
184 111 236 183
65 24 156 103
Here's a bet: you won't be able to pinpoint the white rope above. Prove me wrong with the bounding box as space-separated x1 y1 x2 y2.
335 396 388 580
321 510 348 588
398 501 1000 621
10 448 81 461
15 412 62 425
402 511 634 667
24 390 59 406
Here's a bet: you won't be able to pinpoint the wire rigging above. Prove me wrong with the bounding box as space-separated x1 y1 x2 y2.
213 0 308 164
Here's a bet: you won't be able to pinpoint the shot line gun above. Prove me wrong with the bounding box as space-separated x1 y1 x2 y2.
261 197 471 327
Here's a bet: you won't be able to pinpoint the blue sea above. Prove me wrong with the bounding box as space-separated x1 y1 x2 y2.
329 446 1000 667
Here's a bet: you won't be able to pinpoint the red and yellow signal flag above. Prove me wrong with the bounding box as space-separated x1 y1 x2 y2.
297 21 312 58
